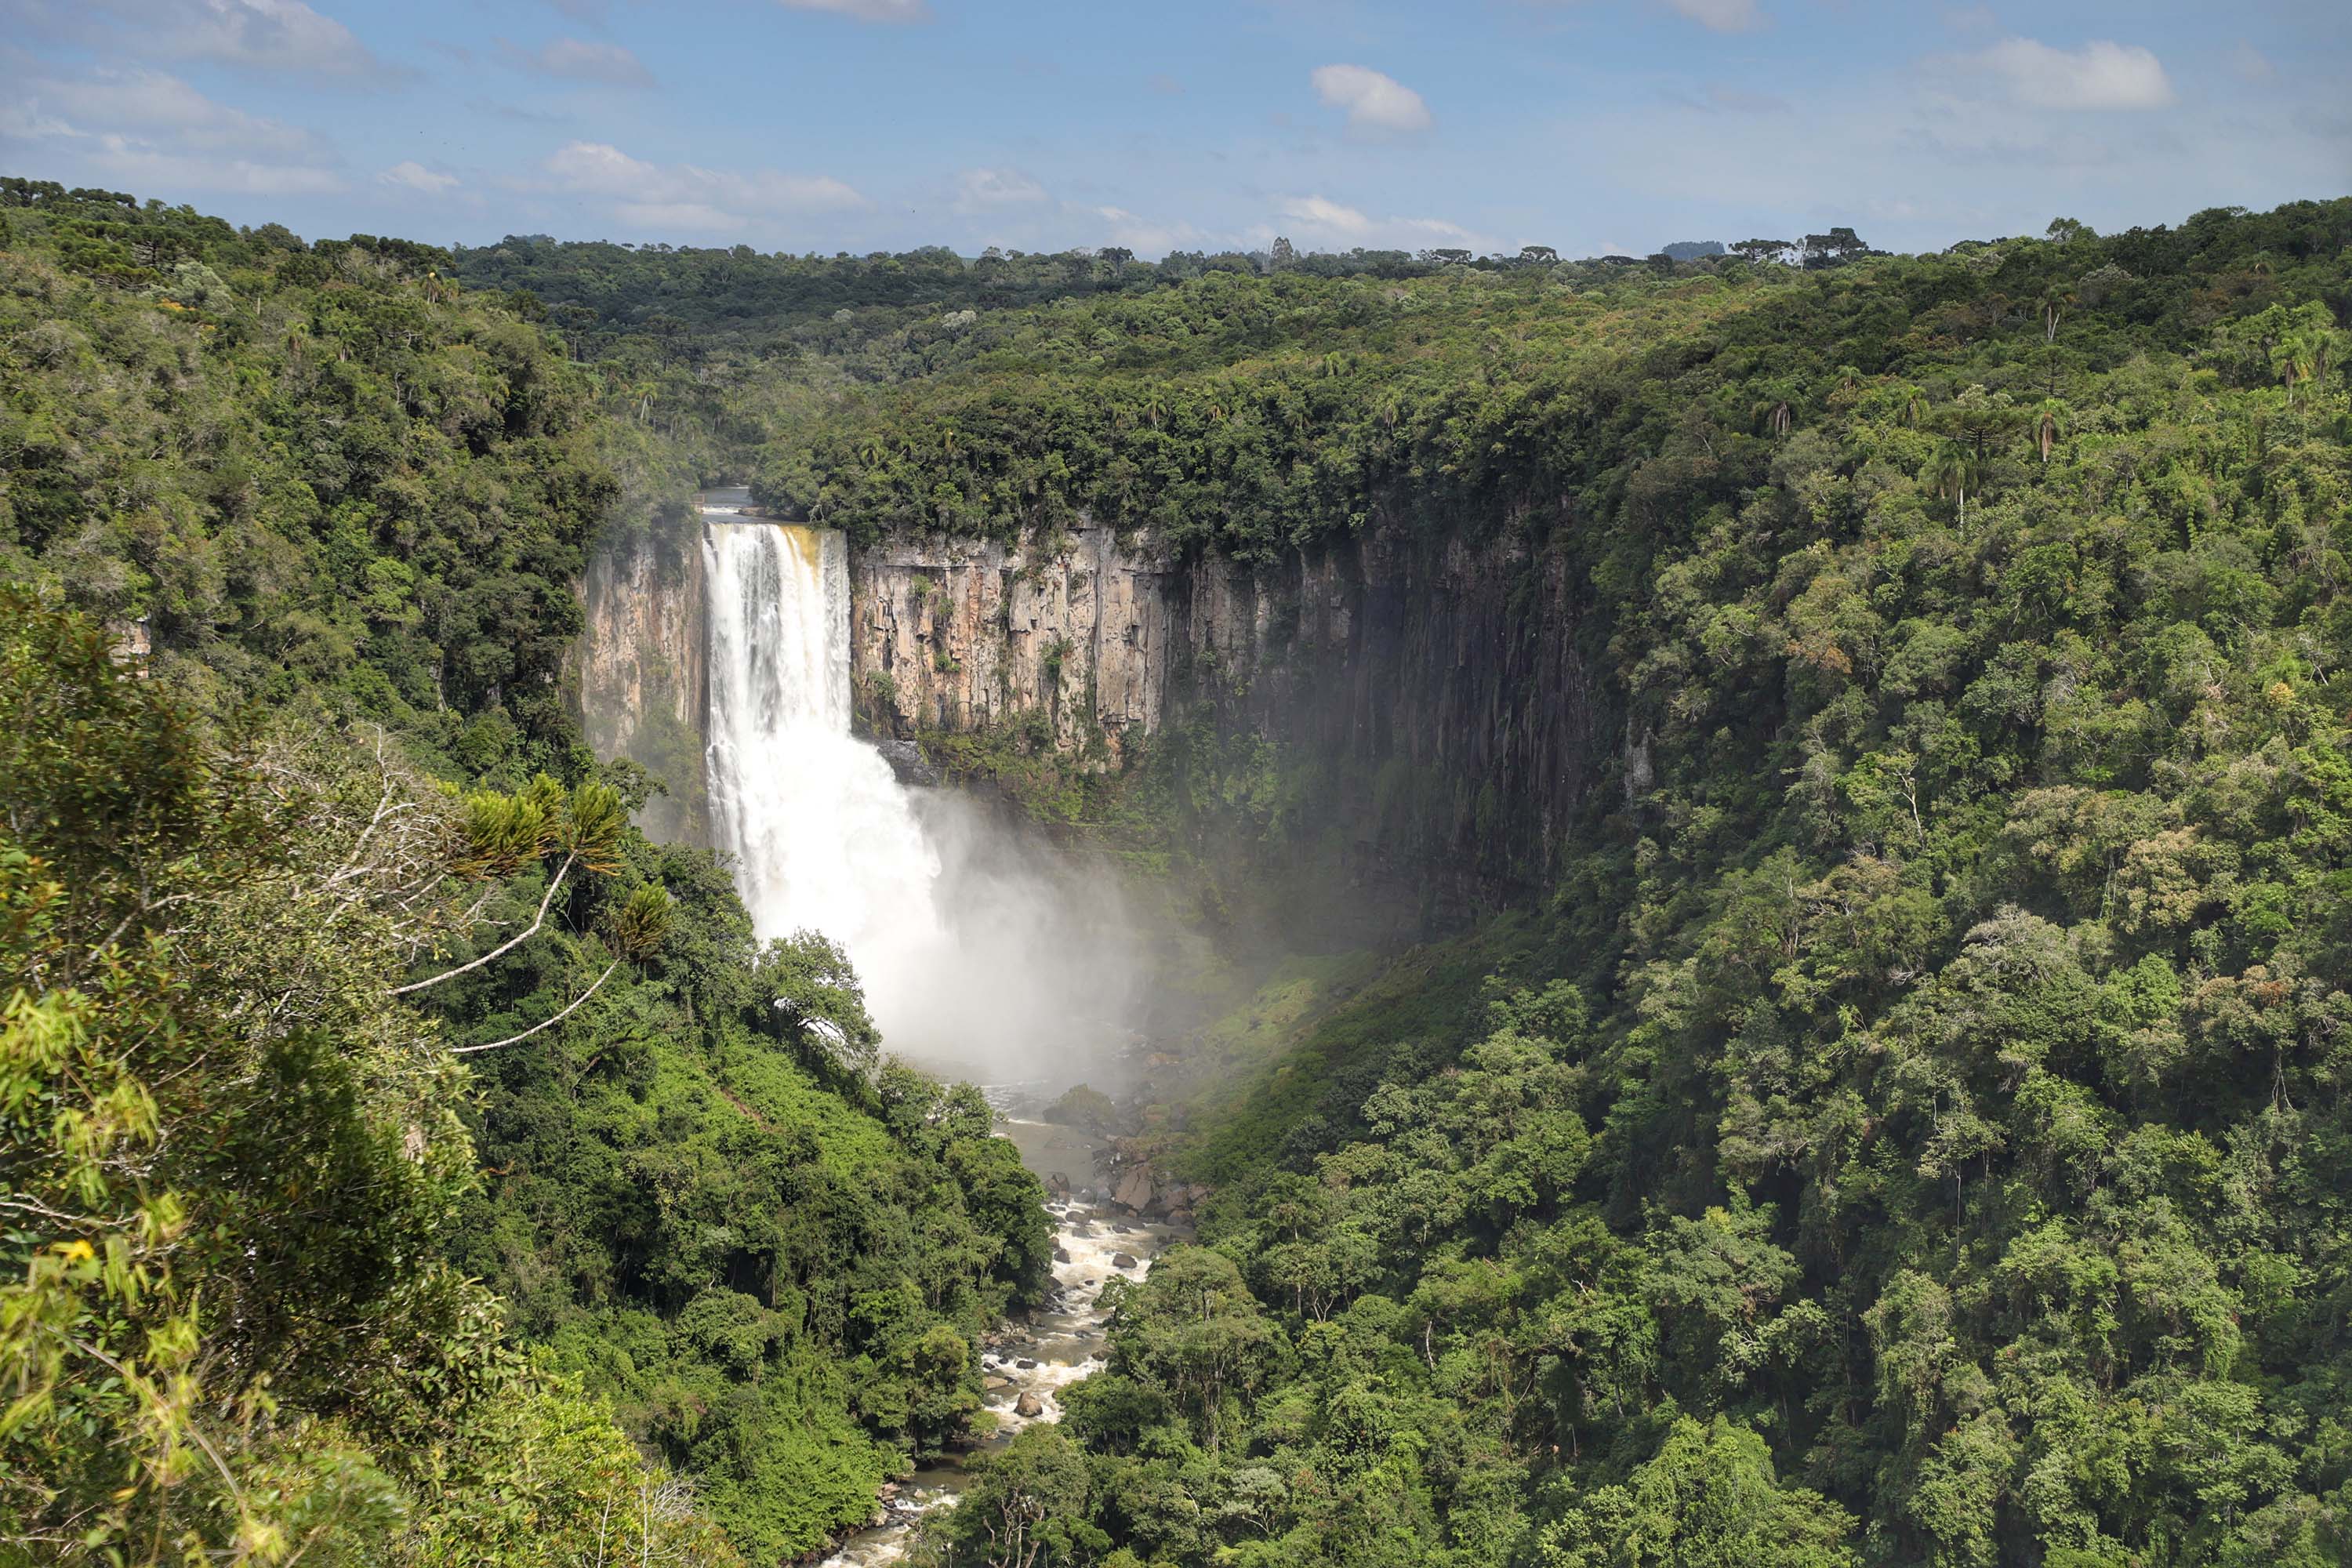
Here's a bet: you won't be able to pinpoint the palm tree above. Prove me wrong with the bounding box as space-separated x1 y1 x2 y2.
2292 328 2339 404
1926 440 1981 527
2040 283 2075 346
2273 334 2318 405
2034 397 2068 463
1751 383 1796 439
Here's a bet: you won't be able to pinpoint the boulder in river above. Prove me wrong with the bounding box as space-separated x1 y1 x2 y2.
1016 1357 1039 1370
1014 1392 1044 1418
1112 1252 1138 1269
1111 1165 1155 1213
1047 1171 1073 1197
1054 1247 1072 1264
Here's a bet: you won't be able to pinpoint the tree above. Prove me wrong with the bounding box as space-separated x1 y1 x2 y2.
1925 439 1981 526
1105 1247 1278 1454
931 1426 1102 1568
2274 325 2338 405
1537 1417 1857 1567
0 588 710 1563
2040 282 2076 345
2034 396 2068 462
1800 228 1870 269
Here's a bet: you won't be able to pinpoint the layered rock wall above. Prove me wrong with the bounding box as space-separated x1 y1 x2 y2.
576 504 1611 917
573 524 707 843
848 510 1607 916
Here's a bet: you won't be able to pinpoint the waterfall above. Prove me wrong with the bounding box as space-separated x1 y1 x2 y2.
697 490 1144 1086
702 508 947 1026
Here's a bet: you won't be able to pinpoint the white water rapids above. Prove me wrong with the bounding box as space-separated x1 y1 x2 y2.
822 1117 1177 1568
693 492 1174 1565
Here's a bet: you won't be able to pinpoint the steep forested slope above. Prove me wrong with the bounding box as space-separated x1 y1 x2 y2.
13 172 2352 1568
856 202 2352 1568
0 180 1047 1566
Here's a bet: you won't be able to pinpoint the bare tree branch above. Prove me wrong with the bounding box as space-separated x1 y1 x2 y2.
394 852 575 996
453 960 619 1054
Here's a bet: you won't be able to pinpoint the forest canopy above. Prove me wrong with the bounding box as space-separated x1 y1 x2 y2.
0 178 1047 1566
10 172 2352 1568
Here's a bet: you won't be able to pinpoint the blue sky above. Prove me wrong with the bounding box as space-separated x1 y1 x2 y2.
3 0 2347 257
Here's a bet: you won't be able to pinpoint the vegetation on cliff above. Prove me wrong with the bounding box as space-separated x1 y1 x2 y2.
885 200 2352 1567
15 170 2352 1568
0 182 1046 1565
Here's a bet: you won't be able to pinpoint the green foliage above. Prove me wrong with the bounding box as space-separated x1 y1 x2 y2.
0 585 727 1563
16 175 2352 1568
901 199 2352 1568
0 183 1059 1564
0 182 625 783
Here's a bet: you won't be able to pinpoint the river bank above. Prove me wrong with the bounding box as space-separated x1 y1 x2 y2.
817 1114 1184 1566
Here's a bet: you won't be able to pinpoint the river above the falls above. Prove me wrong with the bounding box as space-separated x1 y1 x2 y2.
818 1114 1182 1567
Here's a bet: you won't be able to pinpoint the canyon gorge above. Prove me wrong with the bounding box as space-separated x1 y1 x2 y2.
576 495 1615 939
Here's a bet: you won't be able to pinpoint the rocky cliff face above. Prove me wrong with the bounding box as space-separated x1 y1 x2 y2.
573 524 706 843
850 526 1177 767
849 510 1609 924
576 506 1611 923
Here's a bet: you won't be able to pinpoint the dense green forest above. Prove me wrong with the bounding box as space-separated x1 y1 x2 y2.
0 179 1047 1565
12 169 2352 1568
863 201 2352 1567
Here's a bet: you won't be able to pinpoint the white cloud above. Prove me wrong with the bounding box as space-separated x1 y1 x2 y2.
1083 205 1199 256
1392 216 1485 244
775 0 928 20
0 61 345 196
54 64 325 154
47 0 386 74
1663 0 1764 32
2229 42 2274 82
543 141 867 234
1273 195 1491 252
953 167 1047 216
1282 194 1371 236
1969 38 2175 110
508 37 655 86
1310 64 1432 135
61 136 343 195
379 160 459 194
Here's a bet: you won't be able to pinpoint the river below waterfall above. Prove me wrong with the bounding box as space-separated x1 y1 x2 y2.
818 1113 1181 1567
688 489 1173 1561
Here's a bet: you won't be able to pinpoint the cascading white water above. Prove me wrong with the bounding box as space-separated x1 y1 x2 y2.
699 488 1145 1087
702 510 947 1024
696 492 1167 1566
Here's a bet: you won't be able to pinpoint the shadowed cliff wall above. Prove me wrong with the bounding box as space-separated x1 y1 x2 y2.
572 517 708 843
848 508 1612 935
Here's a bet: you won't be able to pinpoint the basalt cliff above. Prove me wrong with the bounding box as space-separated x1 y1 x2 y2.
576 506 1613 930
